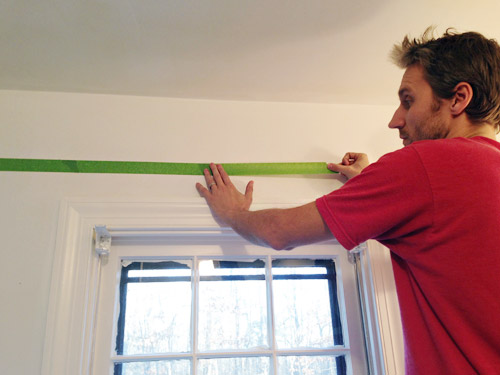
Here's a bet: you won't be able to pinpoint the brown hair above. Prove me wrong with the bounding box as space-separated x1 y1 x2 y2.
391 27 500 130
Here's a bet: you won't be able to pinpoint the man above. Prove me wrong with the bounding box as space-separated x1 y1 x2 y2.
196 28 500 375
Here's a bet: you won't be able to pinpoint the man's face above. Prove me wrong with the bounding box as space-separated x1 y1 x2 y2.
389 64 450 146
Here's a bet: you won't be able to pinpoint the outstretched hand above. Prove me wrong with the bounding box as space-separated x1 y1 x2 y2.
327 152 370 179
195 163 254 227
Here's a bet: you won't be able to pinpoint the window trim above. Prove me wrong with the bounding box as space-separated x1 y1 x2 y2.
41 198 403 375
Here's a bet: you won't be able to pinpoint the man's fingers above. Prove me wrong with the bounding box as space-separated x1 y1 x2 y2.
200 163 233 195
196 182 210 198
210 163 224 185
327 163 345 173
328 152 370 180
327 162 356 179
203 166 213 182
217 164 233 186
342 154 352 165
245 180 254 200
342 152 363 165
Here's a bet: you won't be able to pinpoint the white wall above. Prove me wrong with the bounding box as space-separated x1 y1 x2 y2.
0 90 401 374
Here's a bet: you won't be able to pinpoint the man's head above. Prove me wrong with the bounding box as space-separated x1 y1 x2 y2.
389 28 500 144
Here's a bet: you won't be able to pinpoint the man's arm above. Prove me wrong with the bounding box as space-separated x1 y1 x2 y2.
195 163 332 250
195 155 369 250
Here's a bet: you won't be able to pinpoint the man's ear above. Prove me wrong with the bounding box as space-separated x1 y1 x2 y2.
450 82 473 116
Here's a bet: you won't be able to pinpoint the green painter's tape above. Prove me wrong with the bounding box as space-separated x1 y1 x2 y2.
0 158 335 176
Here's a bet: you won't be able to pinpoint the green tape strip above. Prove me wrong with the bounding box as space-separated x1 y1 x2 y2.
0 158 335 175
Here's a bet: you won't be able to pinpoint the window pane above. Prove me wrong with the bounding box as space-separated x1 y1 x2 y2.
118 261 192 355
272 267 327 275
198 356 270 375
200 259 266 277
198 260 268 351
128 268 191 278
274 279 334 348
277 355 346 375
115 359 191 375
272 259 341 349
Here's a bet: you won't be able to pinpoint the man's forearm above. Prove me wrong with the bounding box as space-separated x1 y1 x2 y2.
224 203 333 250
224 208 293 250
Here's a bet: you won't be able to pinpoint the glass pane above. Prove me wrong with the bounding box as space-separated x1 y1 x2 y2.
272 266 327 275
128 268 191 278
198 260 268 351
277 355 345 375
200 260 266 277
115 359 191 375
120 262 192 355
198 356 270 375
273 260 337 349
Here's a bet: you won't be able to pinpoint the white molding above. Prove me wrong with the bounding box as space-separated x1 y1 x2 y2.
41 199 403 375
363 241 405 375
41 199 315 375
42 200 101 375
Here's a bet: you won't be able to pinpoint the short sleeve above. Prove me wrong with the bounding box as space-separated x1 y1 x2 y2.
316 147 434 250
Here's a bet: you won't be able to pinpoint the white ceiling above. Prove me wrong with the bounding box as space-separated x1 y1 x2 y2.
2 0 500 105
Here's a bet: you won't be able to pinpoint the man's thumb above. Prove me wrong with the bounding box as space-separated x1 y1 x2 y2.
327 163 346 174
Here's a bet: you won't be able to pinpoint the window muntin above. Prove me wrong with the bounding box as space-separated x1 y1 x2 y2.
113 257 349 375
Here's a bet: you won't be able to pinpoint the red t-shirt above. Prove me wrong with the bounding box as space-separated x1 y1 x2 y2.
316 137 500 375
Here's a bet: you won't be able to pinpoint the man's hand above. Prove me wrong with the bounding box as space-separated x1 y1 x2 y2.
195 163 254 227
195 163 333 249
327 152 369 179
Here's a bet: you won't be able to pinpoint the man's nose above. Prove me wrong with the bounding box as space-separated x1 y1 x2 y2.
388 107 405 129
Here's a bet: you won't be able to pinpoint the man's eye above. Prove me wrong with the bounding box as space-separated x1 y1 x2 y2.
402 98 412 108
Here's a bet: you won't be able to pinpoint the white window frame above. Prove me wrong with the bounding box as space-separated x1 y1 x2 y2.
41 198 404 375
94 234 365 374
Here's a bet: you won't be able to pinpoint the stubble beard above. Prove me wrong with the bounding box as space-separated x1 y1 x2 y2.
404 100 448 145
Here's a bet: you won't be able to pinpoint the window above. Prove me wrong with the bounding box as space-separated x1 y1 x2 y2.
42 201 404 375
113 258 347 374
92 233 368 374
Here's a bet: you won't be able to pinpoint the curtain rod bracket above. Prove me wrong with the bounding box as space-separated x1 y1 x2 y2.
94 225 111 256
